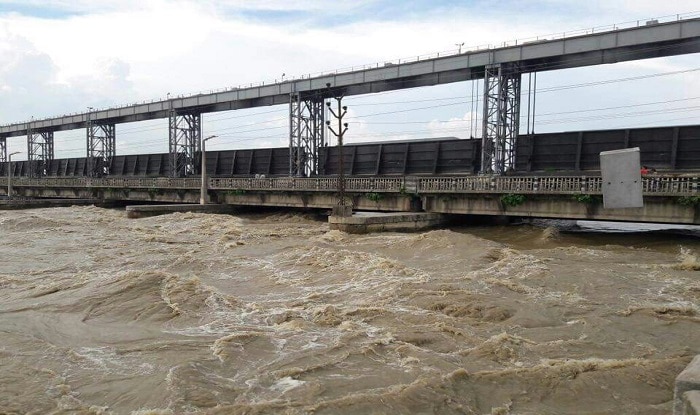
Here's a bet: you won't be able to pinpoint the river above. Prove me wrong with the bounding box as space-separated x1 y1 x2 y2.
0 206 698 414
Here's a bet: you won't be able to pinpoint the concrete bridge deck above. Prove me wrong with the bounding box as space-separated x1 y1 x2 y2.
2 174 699 224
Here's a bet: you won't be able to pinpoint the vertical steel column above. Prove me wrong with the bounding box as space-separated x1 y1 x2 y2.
169 111 201 177
0 138 6 163
289 93 325 177
87 122 116 177
289 94 300 176
27 126 54 177
481 63 521 174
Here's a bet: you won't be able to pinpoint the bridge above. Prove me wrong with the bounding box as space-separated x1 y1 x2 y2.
1 15 700 225
0 15 699 177
2 173 699 224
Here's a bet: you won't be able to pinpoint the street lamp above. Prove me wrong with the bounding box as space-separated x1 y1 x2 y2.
7 151 20 200
455 42 464 54
200 135 217 205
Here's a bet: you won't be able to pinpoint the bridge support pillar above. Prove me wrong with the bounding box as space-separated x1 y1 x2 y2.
290 93 325 177
169 111 201 177
27 129 54 177
0 137 6 163
481 63 521 175
87 122 115 177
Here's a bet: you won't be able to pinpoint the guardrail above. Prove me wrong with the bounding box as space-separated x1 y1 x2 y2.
417 176 604 193
210 177 405 192
2 175 699 196
416 176 700 195
0 177 202 189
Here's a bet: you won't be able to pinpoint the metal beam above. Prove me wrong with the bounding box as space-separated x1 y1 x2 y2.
0 138 6 163
27 126 54 177
87 118 116 177
290 93 325 176
481 63 521 174
169 111 201 177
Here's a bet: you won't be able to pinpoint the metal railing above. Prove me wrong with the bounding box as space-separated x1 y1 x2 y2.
3 175 700 196
417 176 604 194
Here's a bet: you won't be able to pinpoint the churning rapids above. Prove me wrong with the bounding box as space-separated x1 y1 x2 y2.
0 206 698 414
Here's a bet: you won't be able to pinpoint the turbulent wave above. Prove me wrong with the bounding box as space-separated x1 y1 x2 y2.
0 206 697 414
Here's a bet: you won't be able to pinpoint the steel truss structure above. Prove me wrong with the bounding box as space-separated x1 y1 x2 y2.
289 93 325 177
169 111 201 177
87 122 116 177
481 63 521 174
27 128 54 177
0 138 6 163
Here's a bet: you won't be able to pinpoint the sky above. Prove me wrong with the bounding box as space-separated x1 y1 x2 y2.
0 0 699 160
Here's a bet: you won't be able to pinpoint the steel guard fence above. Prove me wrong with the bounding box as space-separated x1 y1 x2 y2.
2 175 699 196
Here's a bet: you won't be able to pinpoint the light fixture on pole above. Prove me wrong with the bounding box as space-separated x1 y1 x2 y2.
86 106 94 176
7 151 20 200
455 42 464 54
325 82 351 217
200 135 217 205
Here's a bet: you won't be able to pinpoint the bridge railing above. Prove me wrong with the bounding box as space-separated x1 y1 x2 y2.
416 176 605 193
2 175 700 196
0 177 201 189
641 176 700 195
210 177 405 192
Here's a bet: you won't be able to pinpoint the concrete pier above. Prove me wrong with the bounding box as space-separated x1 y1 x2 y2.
126 204 236 219
328 211 448 234
675 355 700 415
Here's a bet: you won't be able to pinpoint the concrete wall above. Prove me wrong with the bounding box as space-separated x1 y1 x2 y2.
676 356 700 415
422 194 700 224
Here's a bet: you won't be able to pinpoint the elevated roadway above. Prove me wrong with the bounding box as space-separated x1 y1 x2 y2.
1 17 700 137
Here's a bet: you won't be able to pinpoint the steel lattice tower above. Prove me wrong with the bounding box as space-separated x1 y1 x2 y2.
169 111 201 177
86 118 116 177
481 63 521 174
290 93 325 177
0 138 6 163
27 127 54 177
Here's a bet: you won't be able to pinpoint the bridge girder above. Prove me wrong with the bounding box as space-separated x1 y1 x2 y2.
290 93 325 177
481 63 521 175
0 17 699 137
27 128 54 178
169 111 201 178
87 120 116 177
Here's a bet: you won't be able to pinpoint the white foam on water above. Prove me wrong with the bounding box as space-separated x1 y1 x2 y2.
270 376 306 393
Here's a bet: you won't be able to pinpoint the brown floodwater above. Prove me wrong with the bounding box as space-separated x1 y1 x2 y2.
0 206 698 414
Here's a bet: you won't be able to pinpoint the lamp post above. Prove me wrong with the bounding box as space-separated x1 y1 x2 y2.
200 135 217 205
87 106 94 176
325 83 350 217
7 151 20 200
455 42 464 54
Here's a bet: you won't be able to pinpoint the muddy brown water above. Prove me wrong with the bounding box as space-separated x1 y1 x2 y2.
0 206 698 414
